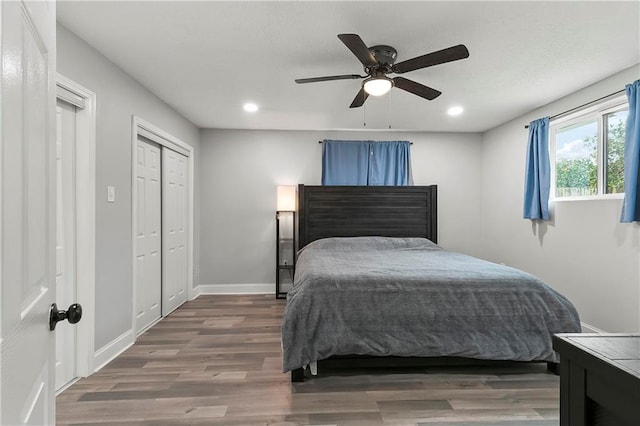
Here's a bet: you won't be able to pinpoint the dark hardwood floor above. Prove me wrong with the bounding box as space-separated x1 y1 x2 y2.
57 295 560 425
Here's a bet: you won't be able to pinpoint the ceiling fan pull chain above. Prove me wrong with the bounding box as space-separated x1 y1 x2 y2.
363 103 367 127
388 90 392 129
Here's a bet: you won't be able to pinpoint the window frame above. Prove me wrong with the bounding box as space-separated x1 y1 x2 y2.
549 94 628 202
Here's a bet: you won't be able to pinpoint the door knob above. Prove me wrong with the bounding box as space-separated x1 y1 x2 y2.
49 303 82 331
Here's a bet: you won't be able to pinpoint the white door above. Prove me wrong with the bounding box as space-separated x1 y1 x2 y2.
0 0 57 424
135 137 162 334
162 149 188 315
55 101 77 391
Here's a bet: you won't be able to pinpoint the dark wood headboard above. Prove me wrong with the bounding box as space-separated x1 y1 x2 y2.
297 185 437 248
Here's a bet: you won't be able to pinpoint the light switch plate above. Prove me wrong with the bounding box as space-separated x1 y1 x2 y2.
107 185 115 203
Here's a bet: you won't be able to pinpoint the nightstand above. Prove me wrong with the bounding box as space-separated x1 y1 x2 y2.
553 333 640 426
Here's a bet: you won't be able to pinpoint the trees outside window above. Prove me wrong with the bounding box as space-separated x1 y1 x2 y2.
605 110 627 194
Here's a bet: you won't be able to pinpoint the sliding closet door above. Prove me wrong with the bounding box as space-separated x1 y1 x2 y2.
135 137 162 334
162 148 188 315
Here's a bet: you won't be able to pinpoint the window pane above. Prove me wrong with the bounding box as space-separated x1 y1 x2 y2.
555 120 598 197
605 109 627 194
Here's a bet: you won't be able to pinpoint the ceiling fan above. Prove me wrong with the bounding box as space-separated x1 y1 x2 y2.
295 33 469 108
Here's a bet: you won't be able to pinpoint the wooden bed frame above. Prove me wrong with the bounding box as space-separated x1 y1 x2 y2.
298 184 438 248
290 184 556 382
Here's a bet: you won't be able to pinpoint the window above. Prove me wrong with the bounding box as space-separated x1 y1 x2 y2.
551 97 628 199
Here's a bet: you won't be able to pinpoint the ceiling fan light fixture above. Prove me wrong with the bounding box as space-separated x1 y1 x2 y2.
363 77 392 96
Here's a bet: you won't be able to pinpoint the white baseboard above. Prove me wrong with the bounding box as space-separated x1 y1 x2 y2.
194 283 274 296
581 322 606 334
93 329 135 373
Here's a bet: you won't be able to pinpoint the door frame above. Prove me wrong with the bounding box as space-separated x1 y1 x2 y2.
131 116 194 337
55 74 97 379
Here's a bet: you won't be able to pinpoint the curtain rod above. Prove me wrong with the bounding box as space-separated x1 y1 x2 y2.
524 88 626 129
318 140 413 145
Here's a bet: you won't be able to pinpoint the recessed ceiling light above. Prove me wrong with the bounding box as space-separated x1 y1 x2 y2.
243 102 258 112
447 106 464 116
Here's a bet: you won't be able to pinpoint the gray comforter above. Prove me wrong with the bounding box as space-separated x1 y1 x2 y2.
281 237 580 372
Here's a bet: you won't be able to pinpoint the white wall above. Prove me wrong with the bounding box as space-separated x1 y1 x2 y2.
56 25 201 351
481 65 640 333
198 129 483 291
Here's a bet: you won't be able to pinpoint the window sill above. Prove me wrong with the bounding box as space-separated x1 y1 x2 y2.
552 194 624 202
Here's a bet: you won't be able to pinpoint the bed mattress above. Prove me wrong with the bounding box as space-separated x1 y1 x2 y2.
281 237 581 372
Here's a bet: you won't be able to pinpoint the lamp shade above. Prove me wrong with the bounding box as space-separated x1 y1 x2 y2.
363 77 392 96
277 185 296 211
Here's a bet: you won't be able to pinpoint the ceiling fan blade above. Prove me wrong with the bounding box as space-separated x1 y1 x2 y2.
295 74 364 84
349 87 369 108
338 34 377 68
393 77 441 100
393 44 469 74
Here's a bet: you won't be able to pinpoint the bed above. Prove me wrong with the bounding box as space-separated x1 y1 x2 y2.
281 185 581 381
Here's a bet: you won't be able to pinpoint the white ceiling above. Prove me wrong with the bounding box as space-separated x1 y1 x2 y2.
56 1 640 132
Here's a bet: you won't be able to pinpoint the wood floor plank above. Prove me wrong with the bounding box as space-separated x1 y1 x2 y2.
57 294 561 425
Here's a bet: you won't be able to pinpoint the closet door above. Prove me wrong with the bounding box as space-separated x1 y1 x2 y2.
162 148 188 315
55 100 77 390
135 137 162 334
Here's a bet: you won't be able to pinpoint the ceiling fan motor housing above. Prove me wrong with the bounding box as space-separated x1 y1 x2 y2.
369 45 397 67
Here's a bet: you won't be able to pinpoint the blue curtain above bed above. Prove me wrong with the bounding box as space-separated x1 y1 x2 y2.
322 140 411 185
321 140 370 185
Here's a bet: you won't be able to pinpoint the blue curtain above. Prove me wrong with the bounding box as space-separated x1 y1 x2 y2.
621 80 640 222
523 117 551 220
369 141 411 185
321 140 369 185
322 140 411 185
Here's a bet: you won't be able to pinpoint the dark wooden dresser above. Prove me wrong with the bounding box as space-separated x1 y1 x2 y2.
553 334 640 426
